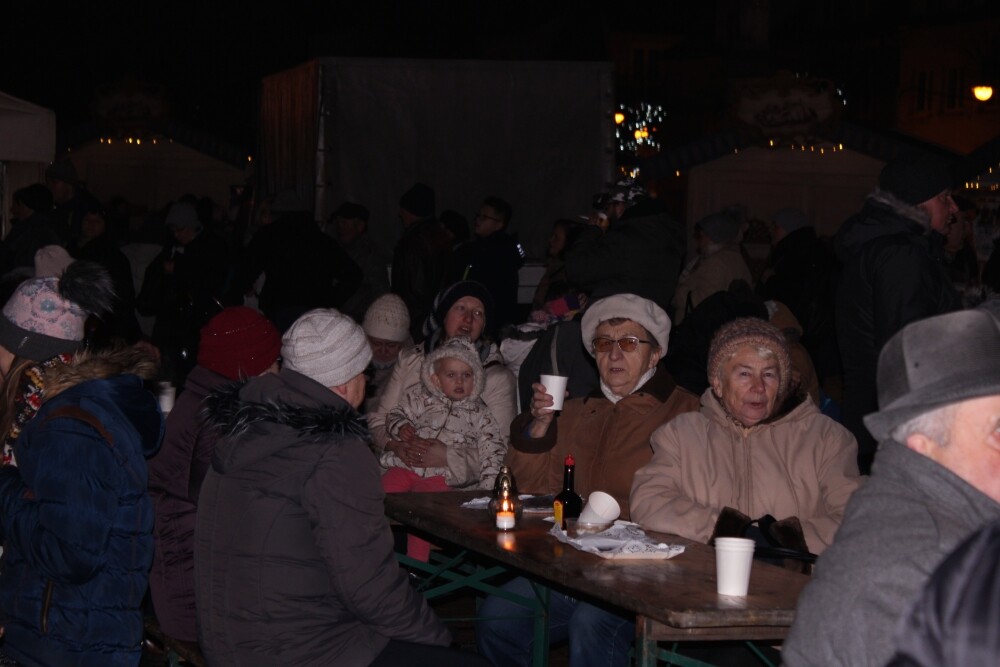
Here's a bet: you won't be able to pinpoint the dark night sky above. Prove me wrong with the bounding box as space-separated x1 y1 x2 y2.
0 3 669 151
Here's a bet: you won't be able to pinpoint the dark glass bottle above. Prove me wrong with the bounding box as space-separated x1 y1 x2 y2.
553 454 583 529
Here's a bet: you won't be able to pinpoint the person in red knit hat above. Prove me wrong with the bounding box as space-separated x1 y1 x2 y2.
146 306 281 645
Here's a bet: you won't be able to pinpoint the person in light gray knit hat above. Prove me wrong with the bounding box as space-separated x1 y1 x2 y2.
281 309 372 388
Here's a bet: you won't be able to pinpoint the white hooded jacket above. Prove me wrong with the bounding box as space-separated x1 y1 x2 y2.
381 337 506 489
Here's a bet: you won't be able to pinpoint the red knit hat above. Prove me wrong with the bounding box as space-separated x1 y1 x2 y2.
198 307 281 380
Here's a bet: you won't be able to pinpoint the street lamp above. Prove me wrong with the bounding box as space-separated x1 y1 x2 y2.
972 85 993 102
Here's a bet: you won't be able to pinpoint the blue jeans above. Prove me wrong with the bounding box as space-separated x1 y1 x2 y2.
475 577 634 667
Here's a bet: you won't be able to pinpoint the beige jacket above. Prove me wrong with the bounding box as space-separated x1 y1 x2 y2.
368 342 517 452
630 388 861 553
672 244 753 324
506 367 699 520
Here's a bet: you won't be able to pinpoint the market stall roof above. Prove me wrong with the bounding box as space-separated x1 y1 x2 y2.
638 120 962 179
0 91 55 163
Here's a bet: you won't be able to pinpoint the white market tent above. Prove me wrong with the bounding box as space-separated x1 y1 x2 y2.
0 91 56 237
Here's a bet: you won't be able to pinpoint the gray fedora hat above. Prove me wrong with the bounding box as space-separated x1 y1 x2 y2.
864 310 1000 441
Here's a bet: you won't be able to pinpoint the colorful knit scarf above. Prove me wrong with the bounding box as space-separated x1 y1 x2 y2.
2 353 74 466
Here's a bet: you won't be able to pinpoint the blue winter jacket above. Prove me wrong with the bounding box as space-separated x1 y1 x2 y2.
0 354 163 667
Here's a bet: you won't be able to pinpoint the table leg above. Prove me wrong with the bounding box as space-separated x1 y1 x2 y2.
529 583 549 667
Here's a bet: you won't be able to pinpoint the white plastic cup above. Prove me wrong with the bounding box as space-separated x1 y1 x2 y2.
539 374 569 411
157 382 176 415
578 491 621 524
715 537 755 596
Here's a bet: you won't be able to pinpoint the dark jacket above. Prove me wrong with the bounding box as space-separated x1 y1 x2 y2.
194 368 450 667
239 213 363 332
0 212 67 278
564 198 685 314
68 233 142 345
391 218 454 341
449 231 525 335
0 349 163 667
147 365 230 642
833 191 960 473
782 441 1000 667
757 226 840 381
887 519 1000 667
136 229 233 382
339 233 392 322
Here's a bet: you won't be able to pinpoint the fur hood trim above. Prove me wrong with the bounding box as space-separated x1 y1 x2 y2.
420 336 486 404
43 346 158 400
868 189 931 230
203 380 370 443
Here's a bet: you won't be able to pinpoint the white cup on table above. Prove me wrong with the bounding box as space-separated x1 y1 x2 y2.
539 374 569 411
714 537 755 596
578 491 620 524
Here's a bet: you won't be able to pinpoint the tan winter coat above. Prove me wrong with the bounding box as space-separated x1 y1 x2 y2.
381 338 506 489
630 388 861 553
672 243 753 324
368 341 517 451
505 366 699 520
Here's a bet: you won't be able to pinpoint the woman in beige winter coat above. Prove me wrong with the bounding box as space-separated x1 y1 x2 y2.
630 317 861 555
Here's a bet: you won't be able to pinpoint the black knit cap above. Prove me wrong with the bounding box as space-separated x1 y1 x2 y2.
399 182 435 219
331 201 370 222
13 184 53 213
878 157 954 206
422 280 494 341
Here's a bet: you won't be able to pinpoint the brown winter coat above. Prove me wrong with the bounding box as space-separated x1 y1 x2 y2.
506 365 699 520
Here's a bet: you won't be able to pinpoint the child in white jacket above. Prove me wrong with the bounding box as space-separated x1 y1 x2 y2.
380 336 506 559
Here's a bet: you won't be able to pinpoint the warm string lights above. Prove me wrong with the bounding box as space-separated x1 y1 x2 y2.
92 137 254 163
98 136 165 145
615 103 666 153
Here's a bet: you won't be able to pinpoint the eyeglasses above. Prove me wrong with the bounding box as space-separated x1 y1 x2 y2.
475 213 503 223
592 336 652 353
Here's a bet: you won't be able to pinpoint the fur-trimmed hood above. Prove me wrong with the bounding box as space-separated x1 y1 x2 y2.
835 189 936 262
43 345 158 400
38 345 163 459
203 367 370 474
419 336 486 405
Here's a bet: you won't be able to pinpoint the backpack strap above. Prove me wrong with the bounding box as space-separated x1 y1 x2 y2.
43 406 115 446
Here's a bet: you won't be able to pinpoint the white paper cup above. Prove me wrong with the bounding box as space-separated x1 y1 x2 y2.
540 374 569 411
578 491 621 524
715 537 755 596
157 382 176 414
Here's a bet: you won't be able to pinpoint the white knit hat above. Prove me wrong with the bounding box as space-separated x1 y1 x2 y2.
281 309 372 387
363 294 410 342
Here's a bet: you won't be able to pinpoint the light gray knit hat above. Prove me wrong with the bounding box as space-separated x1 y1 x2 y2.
363 294 410 342
281 309 372 387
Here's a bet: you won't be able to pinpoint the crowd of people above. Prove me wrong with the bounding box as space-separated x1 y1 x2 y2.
0 153 996 667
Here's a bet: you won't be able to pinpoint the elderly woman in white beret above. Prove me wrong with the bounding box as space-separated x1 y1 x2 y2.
631 317 862 557
478 292 700 667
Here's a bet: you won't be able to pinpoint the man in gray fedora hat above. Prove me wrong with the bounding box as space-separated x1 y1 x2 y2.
783 309 1000 667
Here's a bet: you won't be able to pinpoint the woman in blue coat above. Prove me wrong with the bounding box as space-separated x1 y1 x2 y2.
0 261 164 667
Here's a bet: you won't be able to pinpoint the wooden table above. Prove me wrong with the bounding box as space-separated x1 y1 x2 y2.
385 491 809 667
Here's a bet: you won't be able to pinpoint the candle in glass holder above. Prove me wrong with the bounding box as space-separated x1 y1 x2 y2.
496 497 516 530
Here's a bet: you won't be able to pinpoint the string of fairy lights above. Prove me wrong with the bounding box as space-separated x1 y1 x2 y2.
613 103 999 192
89 137 253 164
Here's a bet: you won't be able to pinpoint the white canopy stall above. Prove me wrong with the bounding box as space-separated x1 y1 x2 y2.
0 91 56 237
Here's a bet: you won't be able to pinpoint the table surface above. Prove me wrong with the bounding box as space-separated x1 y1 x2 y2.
384 490 810 632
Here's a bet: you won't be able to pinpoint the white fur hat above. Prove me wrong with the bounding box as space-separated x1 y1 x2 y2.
281 309 372 387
